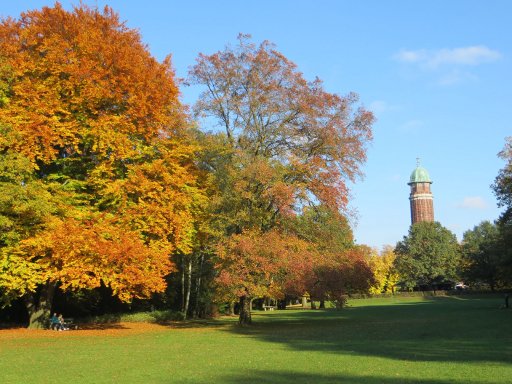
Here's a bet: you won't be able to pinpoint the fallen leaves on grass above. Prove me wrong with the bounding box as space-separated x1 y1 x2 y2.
0 322 169 339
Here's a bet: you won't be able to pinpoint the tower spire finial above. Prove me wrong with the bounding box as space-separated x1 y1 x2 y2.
416 157 421 167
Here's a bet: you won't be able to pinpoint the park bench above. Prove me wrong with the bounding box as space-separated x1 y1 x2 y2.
62 318 77 330
49 317 77 330
262 305 276 311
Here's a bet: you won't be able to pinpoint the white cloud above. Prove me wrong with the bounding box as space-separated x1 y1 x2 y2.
431 46 501 67
394 46 502 69
457 196 488 210
394 49 428 64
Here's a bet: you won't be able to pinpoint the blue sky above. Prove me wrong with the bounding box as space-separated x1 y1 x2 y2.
2 1 511 250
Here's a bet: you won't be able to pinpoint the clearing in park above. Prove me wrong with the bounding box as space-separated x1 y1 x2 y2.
1 296 511 384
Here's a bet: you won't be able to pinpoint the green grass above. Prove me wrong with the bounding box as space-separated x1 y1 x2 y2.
1 296 511 384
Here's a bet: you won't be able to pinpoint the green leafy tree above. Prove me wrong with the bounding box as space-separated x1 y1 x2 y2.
286 205 354 253
492 137 512 282
461 221 503 290
493 137 512 226
0 148 61 307
394 222 460 290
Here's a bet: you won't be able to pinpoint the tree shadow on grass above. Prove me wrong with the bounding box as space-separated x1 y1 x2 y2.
166 369 462 384
222 297 512 365
78 316 235 331
159 318 235 329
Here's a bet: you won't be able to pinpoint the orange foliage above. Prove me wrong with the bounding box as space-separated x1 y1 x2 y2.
215 229 315 301
215 229 374 306
190 34 374 213
0 3 184 164
21 216 172 302
0 4 196 307
105 140 206 255
284 246 375 306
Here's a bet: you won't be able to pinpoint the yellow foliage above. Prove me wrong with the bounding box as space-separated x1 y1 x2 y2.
0 249 45 301
369 246 400 294
0 4 207 307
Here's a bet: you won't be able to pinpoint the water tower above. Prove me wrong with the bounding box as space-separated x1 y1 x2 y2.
408 159 434 224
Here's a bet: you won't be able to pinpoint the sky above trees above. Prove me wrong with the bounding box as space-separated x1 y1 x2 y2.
2 0 510 250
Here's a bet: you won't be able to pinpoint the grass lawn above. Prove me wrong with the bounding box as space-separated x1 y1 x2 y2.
1 296 511 383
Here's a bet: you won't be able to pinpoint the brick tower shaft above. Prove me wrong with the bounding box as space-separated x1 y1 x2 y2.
409 182 434 223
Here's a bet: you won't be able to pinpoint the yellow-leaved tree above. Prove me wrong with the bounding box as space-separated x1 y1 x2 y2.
0 4 205 328
369 246 400 295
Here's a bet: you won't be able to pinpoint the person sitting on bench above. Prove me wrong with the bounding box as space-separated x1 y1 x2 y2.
58 314 68 331
50 313 61 330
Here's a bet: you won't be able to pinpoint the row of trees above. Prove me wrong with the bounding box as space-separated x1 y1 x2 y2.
369 221 511 297
391 136 512 292
0 4 375 327
2 5 510 328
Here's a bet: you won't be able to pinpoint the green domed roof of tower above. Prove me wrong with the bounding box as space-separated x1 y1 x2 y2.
409 165 432 184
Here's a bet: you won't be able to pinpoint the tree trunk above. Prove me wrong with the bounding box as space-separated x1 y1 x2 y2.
319 300 325 309
229 301 235 316
238 295 252 325
311 299 317 310
25 282 57 329
193 252 205 318
181 255 185 311
184 257 192 319
302 296 307 309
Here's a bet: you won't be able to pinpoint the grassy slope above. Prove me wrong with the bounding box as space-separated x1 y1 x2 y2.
1 296 511 384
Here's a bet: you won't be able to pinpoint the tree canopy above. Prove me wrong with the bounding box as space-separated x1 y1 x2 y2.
1 7 376 328
369 246 400 294
461 221 504 290
394 222 460 290
493 137 512 226
0 3 204 327
190 35 374 323
491 137 512 284
190 34 374 222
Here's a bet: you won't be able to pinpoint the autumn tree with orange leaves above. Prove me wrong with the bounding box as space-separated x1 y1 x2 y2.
0 4 204 328
190 35 374 324
215 229 317 324
283 207 374 308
